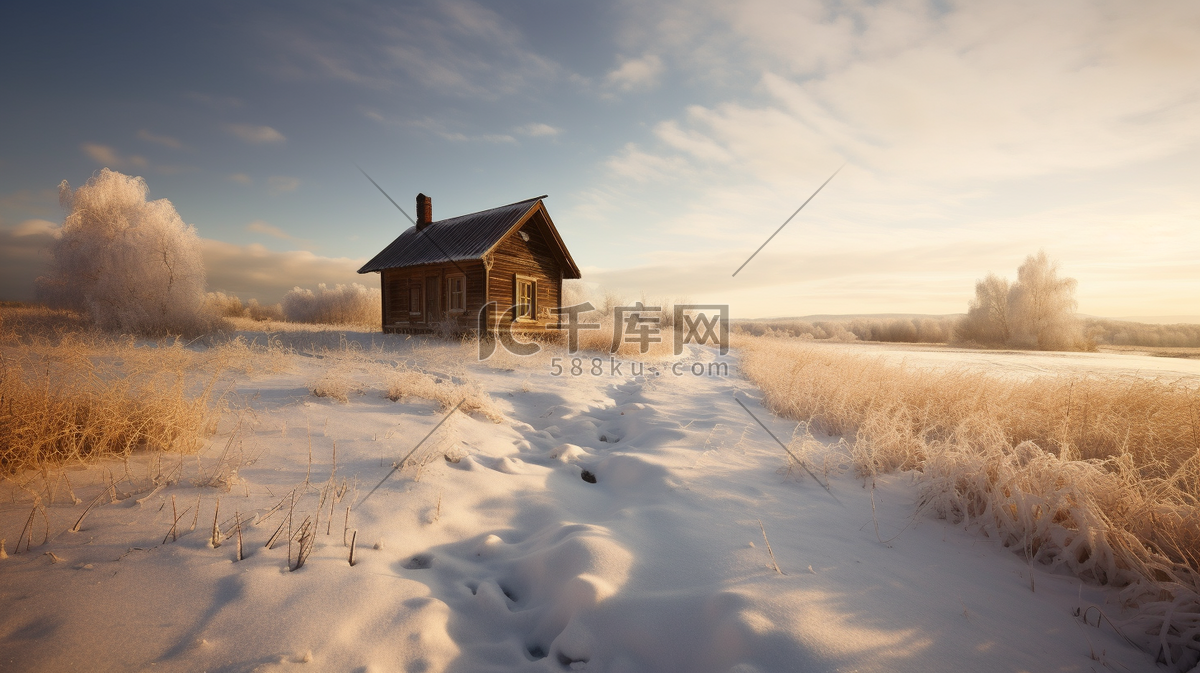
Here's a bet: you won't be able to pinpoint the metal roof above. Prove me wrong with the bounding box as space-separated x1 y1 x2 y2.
358 196 551 274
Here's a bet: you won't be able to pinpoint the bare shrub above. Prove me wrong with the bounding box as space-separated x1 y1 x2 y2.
282 283 381 328
740 335 1200 667
37 169 218 336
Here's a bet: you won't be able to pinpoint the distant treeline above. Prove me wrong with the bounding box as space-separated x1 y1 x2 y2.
1085 320 1200 348
734 316 1200 348
733 316 957 344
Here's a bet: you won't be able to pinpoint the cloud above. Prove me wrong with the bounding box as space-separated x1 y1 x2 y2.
604 143 697 183
81 143 148 169
225 124 286 144
0 188 58 219
604 54 663 91
515 123 561 137
201 239 368 302
401 116 517 143
228 173 253 185
246 220 294 240
261 0 560 99
267 176 301 194
616 1 1200 183
136 129 183 149
184 92 243 110
245 220 313 248
11 219 59 238
0 219 59 301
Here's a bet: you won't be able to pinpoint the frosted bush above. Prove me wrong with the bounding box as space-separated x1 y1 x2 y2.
205 292 284 322
37 169 216 336
246 298 284 322
956 251 1084 350
206 291 247 318
282 283 380 327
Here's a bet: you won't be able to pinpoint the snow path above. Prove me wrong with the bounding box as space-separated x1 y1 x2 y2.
0 341 1160 672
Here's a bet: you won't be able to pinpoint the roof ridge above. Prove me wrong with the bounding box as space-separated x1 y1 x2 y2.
430 195 547 225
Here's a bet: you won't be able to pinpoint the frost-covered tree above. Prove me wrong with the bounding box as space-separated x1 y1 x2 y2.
956 274 1012 346
36 169 214 336
1008 251 1081 350
955 252 1083 350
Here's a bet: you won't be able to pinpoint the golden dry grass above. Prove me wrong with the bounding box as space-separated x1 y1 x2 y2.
0 306 293 476
740 336 1200 667
0 329 222 475
384 367 503 423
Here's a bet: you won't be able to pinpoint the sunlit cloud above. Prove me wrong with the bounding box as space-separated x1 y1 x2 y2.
184 91 243 110
267 176 301 194
11 219 59 238
136 129 183 149
0 219 59 301
80 143 148 170
246 220 294 240
202 239 367 302
0 188 57 218
514 123 561 137
228 173 253 185
225 123 286 144
579 0 1200 317
604 53 663 91
245 220 314 249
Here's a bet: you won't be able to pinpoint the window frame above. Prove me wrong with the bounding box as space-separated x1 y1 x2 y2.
408 284 423 318
447 274 466 313
514 274 536 322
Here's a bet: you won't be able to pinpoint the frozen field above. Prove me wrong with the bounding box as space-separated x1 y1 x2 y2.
0 335 1177 672
807 340 1200 382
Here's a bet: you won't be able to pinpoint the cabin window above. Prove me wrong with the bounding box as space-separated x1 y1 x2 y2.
515 276 535 320
448 275 465 312
409 286 422 316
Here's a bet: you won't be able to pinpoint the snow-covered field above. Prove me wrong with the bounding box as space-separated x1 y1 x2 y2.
0 336 1176 672
802 340 1200 382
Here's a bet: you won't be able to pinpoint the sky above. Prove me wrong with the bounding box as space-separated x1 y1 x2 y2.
2 0 1198 319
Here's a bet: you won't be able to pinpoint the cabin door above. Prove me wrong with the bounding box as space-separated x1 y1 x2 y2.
425 276 441 323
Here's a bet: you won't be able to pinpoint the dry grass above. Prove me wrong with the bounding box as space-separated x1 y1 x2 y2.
384 367 503 423
0 306 295 476
0 339 220 475
740 336 1200 668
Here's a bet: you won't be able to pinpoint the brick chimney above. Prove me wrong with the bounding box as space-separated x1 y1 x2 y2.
416 193 432 231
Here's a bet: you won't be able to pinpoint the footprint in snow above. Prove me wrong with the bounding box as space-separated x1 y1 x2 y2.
403 555 433 569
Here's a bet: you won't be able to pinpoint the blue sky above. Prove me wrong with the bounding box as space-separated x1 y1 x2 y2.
2 0 1198 318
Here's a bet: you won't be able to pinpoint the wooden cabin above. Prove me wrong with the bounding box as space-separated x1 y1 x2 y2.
358 194 581 334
